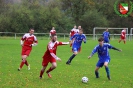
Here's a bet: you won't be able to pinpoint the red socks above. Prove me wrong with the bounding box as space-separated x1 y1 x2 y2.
20 61 25 68
46 67 55 73
25 60 29 66
40 70 44 77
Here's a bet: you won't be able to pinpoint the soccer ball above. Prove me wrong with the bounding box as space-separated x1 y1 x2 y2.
81 76 88 83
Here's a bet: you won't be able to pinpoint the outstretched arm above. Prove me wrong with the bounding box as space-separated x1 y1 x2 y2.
112 47 122 52
88 46 97 59
57 42 69 46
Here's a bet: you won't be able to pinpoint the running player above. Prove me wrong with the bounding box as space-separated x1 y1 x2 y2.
18 28 38 71
88 37 122 80
39 35 69 79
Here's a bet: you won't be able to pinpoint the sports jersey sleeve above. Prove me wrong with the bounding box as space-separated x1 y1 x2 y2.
20 34 26 45
32 36 38 46
83 34 86 43
90 46 98 57
107 43 113 49
57 41 69 46
48 44 59 60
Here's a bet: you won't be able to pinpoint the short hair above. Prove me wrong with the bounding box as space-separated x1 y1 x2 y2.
30 28 34 31
98 37 104 41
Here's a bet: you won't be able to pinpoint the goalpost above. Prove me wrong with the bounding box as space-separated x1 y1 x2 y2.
130 28 133 41
93 27 128 40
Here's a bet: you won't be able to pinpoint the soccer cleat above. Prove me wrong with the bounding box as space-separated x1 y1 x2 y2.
18 68 21 71
107 75 111 80
46 72 52 78
66 61 71 65
39 76 42 79
28 64 30 70
96 76 99 78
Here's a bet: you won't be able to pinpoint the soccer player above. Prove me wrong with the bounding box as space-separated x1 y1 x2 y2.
49 27 56 36
39 35 69 79
66 28 86 65
102 28 110 43
69 25 77 37
18 28 38 71
118 29 126 44
88 37 122 80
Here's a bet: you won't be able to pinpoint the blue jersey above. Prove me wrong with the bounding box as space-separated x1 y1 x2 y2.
90 43 113 62
102 31 110 43
70 33 86 48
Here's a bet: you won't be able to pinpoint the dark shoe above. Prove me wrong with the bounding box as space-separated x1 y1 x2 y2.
66 61 71 65
107 75 111 80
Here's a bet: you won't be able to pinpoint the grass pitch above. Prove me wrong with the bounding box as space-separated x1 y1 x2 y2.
0 38 133 88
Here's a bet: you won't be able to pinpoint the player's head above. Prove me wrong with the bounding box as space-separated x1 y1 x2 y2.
98 37 104 46
78 26 81 30
79 28 83 35
50 34 57 42
29 28 34 35
52 27 55 30
74 25 77 29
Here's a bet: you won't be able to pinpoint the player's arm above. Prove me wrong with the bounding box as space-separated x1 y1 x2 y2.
83 34 86 43
108 44 122 52
57 41 69 46
88 46 97 59
48 45 61 61
31 36 38 46
112 47 122 52
20 34 26 46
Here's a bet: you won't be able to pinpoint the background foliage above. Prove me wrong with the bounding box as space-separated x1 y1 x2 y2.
0 0 132 33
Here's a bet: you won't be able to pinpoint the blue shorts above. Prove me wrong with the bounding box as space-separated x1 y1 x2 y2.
96 59 110 67
72 47 80 52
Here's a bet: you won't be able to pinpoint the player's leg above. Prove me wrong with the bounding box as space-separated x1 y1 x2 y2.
40 58 49 78
95 66 100 78
46 62 57 78
66 48 78 65
123 39 126 44
104 61 110 80
18 55 28 71
40 66 47 79
95 61 104 78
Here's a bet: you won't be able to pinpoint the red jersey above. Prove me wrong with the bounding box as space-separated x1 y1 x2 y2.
70 28 79 37
50 29 56 36
21 33 38 47
121 30 126 38
43 41 69 60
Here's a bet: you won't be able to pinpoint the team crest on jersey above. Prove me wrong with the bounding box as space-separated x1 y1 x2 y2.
104 47 106 50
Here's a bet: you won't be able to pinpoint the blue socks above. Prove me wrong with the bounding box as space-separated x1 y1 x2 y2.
105 66 110 76
68 54 76 63
95 71 99 78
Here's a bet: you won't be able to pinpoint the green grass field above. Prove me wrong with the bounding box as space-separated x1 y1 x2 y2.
0 38 133 88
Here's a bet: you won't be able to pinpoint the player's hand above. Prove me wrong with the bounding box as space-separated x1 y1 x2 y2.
21 44 23 46
57 58 61 62
88 56 91 59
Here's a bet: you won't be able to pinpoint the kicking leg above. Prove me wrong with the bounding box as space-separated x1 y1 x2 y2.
46 62 57 78
66 51 77 65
